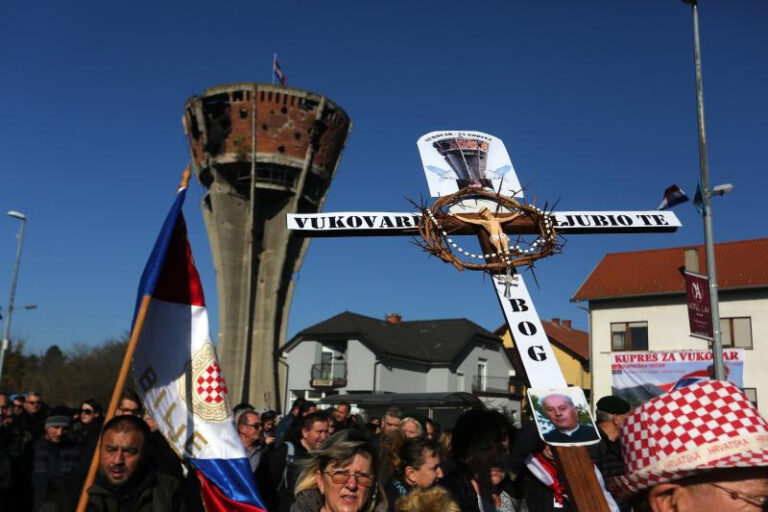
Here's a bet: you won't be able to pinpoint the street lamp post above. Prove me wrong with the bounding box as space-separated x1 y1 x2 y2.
0 211 28 385
684 0 725 380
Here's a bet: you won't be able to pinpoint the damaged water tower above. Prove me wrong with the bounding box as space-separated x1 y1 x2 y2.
183 83 351 409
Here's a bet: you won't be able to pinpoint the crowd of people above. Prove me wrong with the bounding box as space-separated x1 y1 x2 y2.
2 380 767 511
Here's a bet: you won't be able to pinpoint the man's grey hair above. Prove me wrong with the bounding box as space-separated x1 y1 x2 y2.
384 406 402 419
595 409 612 423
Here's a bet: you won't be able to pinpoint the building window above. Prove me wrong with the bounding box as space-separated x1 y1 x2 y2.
457 372 465 392
477 359 487 391
721 317 752 349
742 388 758 408
320 346 337 380
611 322 648 351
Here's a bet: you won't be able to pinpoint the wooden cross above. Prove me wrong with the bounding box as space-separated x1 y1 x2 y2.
287 130 680 511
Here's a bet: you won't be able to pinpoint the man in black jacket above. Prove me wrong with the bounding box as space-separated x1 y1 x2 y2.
588 395 631 511
31 406 82 511
81 415 184 511
256 411 329 512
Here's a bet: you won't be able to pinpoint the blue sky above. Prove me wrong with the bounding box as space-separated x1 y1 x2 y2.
1 1 766 354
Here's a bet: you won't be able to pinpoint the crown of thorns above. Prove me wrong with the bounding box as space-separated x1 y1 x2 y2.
416 187 560 273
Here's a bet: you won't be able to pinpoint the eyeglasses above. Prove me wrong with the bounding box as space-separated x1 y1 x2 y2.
323 470 374 488
244 422 262 429
27 400 42 406
80 409 95 415
707 482 768 509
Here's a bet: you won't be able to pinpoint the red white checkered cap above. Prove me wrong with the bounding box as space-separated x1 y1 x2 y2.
608 380 768 499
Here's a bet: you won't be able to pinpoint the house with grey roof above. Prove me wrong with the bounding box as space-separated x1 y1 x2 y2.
279 311 520 418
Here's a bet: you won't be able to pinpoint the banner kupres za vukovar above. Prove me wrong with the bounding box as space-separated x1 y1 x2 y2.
611 349 744 408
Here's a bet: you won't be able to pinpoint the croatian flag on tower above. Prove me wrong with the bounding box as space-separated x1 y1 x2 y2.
273 54 287 85
131 172 267 512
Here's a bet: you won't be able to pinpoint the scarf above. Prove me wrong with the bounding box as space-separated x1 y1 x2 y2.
525 451 567 507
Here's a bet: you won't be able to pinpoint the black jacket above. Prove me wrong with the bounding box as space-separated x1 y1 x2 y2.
32 437 83 511
543 424 599 444
85 470 185 512
255 440 310 512
587 427 630 512
39 469 185 512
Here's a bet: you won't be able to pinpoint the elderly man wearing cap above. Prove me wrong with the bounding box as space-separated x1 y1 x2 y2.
609 380 768 511
589 395 632 511
31 406 82 510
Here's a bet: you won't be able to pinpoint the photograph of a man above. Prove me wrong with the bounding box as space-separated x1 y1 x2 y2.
530 388 600 446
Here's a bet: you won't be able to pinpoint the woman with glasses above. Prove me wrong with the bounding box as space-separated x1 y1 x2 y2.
291 429 385 512
70 398 104 471
70 399 103 443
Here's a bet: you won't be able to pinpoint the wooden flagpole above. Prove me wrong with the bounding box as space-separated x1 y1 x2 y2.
76 167 190 512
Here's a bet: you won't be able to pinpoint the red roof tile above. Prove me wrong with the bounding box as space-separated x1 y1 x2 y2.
542 319 589 361
572 238 768 301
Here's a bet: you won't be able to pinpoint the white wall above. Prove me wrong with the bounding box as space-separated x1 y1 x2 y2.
283 340 321 410
456 343 514 391
589 289 768 414
425 367 452 392
346 339 376 391
377 360 428 393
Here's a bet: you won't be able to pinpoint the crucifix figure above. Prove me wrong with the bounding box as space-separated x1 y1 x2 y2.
287 129 681 511
450 206 524 255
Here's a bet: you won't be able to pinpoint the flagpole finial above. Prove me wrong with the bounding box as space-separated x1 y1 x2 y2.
180 165 191 189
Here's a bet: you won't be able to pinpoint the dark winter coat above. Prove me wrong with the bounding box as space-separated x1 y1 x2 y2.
587 426 630 512
255 440 310 512
289 488 323 512
84 470 185 512
32 437 83 510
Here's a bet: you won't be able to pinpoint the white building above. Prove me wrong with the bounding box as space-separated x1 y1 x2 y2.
573 238 768 412
279 311 520 420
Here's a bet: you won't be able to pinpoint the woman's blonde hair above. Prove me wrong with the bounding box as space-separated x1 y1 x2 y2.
399 417 423 437
294 430 385 512
395 487 460 512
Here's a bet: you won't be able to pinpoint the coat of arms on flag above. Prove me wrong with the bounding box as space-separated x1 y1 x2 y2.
177 342 230 422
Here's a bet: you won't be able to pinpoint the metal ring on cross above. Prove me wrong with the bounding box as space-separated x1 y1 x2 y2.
417 187 559 273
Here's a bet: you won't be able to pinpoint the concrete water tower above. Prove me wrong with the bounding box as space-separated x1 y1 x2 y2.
183 83 351 409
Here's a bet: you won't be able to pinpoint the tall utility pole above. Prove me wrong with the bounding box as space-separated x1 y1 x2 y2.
0 211 28 385
685 0 725 380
